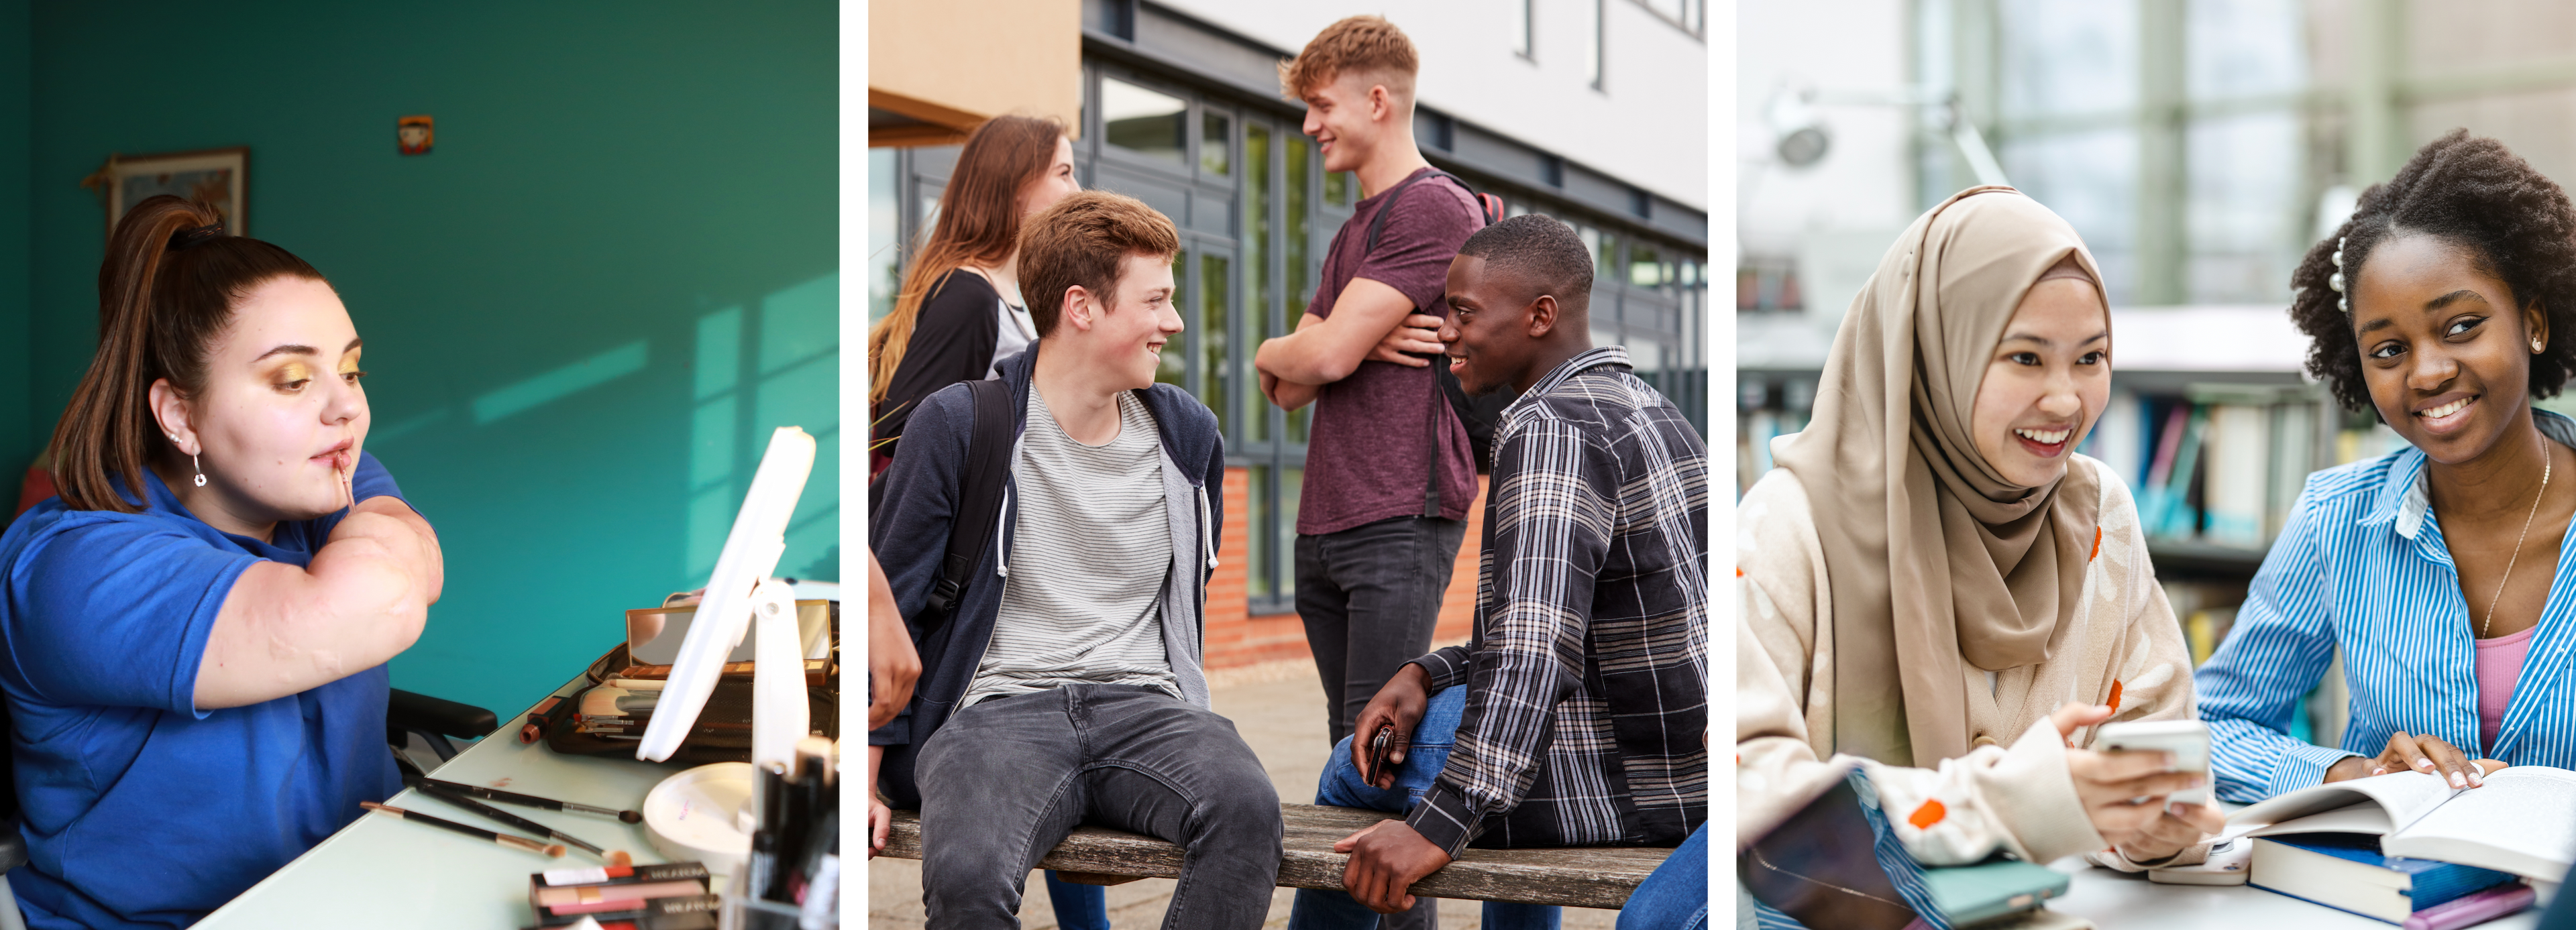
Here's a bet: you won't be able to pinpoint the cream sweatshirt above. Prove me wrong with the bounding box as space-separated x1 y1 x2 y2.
1735 452 2206 870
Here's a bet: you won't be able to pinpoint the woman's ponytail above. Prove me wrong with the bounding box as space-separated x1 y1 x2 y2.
48 195 325 512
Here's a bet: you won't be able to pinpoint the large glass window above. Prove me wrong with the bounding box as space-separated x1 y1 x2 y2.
1244 124 1273 445
1201 111 1232 176
1102 78 1187 164
1201 253 1230 434
868 148 901 324
1286 137 1313 443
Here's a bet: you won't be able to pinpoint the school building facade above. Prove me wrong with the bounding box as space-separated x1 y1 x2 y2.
869 0 1709 668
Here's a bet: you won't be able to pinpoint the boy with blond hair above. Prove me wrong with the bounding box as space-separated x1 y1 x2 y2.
1257 13 1489 770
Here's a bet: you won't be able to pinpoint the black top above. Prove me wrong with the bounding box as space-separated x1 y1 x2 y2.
872 268 1002 464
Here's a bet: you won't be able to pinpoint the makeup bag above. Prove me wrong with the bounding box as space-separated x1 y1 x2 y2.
526 602 839 766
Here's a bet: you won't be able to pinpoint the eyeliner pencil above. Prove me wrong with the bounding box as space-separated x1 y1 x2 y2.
414 778 643 823
361 801 566 857
411 781 626 864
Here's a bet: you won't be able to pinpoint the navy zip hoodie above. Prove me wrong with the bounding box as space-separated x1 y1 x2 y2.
867 339 1226 809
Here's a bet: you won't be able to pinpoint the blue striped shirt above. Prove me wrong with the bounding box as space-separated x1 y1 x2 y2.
2198 409 2576 802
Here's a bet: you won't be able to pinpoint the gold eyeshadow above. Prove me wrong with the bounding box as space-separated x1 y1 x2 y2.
274 361 315 385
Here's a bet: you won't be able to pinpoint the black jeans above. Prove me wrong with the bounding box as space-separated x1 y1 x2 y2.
915 684 1284 929
1294 515 1468 748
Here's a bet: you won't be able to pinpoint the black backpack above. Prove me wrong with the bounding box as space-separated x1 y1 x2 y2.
1361 168 1511 502
867 378 1015 634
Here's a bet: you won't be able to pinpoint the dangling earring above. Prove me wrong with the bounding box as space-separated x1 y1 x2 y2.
193 452 206 487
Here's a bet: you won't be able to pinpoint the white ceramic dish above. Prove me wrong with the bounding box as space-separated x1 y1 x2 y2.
643 761 755 874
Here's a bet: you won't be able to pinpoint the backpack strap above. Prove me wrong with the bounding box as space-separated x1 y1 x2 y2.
1362 169 1497 255
1359 168 1495 520
920 378 1016 627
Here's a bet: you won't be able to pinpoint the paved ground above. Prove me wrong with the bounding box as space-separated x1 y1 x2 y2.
865 658 1623 928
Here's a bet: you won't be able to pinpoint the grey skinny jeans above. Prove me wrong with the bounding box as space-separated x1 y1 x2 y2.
916 683 1285 929
1295 515 1468 748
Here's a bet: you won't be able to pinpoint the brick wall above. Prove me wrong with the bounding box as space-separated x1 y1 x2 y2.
1203 466 1487 671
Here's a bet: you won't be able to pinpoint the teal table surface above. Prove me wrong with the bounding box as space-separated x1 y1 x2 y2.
197 673 705 929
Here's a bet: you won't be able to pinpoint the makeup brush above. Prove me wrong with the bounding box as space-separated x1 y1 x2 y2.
411 781 630 866
360 801 564 857
413 778 643 823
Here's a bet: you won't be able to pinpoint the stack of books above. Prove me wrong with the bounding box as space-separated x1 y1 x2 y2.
2227 767 2575 925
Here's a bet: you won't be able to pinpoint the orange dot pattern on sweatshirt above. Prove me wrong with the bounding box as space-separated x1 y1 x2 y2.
2106 679 2125 715
2091 526 2102 561
1908 799 1947 829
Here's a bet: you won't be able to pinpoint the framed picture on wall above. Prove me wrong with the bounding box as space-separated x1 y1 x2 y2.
83 147 249 239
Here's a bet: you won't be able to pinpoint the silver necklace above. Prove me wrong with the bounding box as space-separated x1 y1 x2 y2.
2481 443 2553 638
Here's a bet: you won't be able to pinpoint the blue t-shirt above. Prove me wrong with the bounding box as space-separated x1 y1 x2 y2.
0 454 411 929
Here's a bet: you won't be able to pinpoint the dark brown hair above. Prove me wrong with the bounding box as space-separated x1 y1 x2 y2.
1018 190 1179 337
867 114 1067 406
1281 15 1419 103
2293 129 2576 412
50 195 327 512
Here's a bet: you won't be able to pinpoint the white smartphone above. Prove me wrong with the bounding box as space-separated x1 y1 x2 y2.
2147 837 2250 885
2094 719 2211 806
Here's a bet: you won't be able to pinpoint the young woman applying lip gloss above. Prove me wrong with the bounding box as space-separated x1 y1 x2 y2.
2199 131 2576 801
1738 186 2222 911
0 196 441 929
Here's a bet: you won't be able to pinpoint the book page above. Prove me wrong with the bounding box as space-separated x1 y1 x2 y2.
2235 803 2394 840
2226 770 2458 835
2386 766 2576 880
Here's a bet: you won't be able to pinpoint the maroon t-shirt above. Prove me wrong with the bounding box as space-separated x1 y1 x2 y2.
1298 167 1481 535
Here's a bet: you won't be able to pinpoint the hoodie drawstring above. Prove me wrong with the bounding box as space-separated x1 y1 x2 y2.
1196 485 1218 569
994 485 1012 579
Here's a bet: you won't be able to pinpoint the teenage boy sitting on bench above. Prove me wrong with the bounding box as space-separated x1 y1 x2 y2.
1289 215 1711 930
868 191 1282 930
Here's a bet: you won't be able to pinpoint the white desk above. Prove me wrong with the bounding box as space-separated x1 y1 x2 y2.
2051 862 2542 929
196 673 702 929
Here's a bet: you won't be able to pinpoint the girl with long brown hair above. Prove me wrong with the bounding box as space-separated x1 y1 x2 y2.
0 196 441 927
867 113 1079 472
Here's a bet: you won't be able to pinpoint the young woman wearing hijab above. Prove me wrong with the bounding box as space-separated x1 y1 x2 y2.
2198 131 2576 799
1737 187 2224 894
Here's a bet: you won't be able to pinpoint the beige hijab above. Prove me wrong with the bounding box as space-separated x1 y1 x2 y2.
1775 186 2109 768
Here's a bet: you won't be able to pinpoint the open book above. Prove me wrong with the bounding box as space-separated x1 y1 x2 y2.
2224 766 2576 881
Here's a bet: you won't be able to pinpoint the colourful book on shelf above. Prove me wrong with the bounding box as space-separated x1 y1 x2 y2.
2202 404 2269 548
2157 404 2210 538
2141 402 2192 532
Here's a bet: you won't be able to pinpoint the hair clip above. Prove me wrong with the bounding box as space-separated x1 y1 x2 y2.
2330 237 2349 313
166 223 225 251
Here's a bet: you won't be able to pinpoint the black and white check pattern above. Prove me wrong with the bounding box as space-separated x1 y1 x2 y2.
1403 345 1711 854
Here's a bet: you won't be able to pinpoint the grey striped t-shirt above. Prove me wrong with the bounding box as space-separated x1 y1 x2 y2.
960 386 1178 707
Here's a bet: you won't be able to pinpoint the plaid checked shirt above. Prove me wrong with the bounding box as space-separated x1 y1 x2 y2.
1403 345 1711 854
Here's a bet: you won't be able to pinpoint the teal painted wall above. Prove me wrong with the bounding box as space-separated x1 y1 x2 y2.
23 3 838 719
1 0 28 489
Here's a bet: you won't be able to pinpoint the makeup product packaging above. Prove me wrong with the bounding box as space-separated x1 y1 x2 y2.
530 872 711 915
529 892 720 929
537 862 711 888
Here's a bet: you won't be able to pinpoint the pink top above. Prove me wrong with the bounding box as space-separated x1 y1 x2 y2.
2475 625 2538 750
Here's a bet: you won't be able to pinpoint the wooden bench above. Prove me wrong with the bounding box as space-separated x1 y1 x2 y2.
880 803 1670 910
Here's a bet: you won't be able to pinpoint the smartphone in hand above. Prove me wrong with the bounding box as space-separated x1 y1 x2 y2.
2096 719 2212 805
1366 725 1397 785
